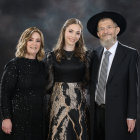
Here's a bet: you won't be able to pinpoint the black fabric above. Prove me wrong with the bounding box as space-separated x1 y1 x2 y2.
44 50 91 91
89 43 139 140
53 51 86 82
87 11 127 38
0 57 48 140
94 103 105 140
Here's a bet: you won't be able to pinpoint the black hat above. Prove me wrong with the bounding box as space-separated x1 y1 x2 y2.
87 11 127 38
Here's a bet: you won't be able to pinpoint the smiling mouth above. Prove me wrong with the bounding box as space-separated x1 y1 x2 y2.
30 46 37 49
69 39 76 42
103 34 112 37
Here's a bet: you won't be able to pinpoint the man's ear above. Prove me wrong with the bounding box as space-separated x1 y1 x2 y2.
97 32 100 38
116 27 120 36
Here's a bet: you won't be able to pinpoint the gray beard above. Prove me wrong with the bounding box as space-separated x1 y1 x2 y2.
100 37 117 49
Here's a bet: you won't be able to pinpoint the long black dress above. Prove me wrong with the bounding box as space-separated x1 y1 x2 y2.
46 51 89 140
0 57 48 140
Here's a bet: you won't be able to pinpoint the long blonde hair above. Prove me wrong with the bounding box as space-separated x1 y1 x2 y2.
15 27 45 61
53 18 87 62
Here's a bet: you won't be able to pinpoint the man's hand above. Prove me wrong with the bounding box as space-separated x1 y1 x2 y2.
127 119 136 133
2 119 12 134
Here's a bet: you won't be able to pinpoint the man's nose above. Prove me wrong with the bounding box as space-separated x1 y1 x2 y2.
104 27 109 33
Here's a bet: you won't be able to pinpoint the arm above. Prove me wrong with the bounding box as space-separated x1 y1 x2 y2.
127 50 139 133
44 51 54 94
1 60 18 134
82 50 95 89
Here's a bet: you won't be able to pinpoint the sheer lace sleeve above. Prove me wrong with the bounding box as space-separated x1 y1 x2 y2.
0 59 18 120
82 50 93 90
44 51 54 94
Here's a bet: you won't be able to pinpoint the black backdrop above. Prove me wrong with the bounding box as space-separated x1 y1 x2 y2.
0 0 140 138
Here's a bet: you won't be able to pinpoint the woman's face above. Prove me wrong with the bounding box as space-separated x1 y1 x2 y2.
26 32 41 59
64 24 81 48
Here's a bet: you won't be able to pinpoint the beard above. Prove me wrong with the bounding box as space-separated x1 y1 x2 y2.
100 35 117 49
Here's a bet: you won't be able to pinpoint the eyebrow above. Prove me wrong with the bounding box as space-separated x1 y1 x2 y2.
29 37 41 40
69 29 81 32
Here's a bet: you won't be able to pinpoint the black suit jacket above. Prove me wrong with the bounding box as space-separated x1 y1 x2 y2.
89 42 139 140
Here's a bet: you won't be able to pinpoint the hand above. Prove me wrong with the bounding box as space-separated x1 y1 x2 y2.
127 119 136 133
2 119 12 134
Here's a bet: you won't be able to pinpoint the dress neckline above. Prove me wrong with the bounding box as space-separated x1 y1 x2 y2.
20 57 38 62
63 50 74 60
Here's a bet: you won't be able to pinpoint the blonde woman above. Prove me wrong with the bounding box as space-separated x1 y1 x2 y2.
46 18 89 140
0 27 48 140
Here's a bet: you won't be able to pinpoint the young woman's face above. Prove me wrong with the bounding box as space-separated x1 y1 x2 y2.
26 32 41 58
64 24 81 47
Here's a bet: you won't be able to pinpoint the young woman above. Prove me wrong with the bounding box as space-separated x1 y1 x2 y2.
46 18 90 140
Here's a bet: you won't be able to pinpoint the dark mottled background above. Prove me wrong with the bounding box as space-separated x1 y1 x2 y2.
0 0 140 138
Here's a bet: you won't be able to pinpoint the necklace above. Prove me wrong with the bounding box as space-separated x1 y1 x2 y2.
64 51 74 60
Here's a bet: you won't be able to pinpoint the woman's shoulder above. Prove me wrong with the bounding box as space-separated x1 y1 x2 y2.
3 57 21 71
44 50 55 62
46 49 55 56
4 57 28 68
85 49 93 59
5 57 19 66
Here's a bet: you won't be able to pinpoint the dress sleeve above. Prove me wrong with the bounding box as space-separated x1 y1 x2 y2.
0 60 18 120
44 51 54 94
82 50 93 90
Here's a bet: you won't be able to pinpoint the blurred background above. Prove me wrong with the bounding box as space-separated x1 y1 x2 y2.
0 0 140 138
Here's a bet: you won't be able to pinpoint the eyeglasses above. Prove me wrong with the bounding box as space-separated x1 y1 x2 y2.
98 26 117 32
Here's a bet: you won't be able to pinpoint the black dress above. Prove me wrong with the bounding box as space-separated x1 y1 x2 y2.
46 51 89 140
0 57 48 140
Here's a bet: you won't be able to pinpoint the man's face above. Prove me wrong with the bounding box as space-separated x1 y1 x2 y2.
97 18 120 49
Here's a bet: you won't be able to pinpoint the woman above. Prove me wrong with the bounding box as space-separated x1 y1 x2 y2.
0 27 48 140
46 18 89 140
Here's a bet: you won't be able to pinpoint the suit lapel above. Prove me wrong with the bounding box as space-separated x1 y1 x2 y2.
96 46 104 60
107 43 127 84
92 46 104 83
96 46 104 68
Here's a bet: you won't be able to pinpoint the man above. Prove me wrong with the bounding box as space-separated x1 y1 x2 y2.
87 11 139 140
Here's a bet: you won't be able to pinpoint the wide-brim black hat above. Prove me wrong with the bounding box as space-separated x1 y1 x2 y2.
87 11 127 38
